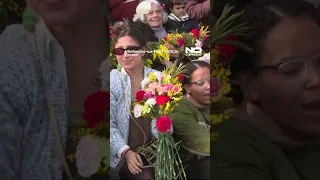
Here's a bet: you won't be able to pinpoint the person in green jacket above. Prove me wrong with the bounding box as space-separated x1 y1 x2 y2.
212 0 320 179
169 60 210 179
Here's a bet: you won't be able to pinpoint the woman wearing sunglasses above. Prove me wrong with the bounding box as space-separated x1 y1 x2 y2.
212 0 320 179
169 60 210 179
110 28 159 180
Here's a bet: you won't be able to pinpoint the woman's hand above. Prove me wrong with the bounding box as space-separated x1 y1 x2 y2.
164 43 180 59
125 150 143 175
161 60 173 68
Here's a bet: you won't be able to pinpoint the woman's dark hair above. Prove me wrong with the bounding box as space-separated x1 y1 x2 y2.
115 28 147 48
231 0 318 76
229 0 319 104
183 61 210 85
170 0 185 6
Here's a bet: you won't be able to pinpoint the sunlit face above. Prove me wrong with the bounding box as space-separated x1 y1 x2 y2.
145 4 163 28
248 16 320 136
171 4 186 17
185 67 211 105
26 0 102 26
115 35 145 71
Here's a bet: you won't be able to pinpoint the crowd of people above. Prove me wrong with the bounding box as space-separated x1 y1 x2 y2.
109 0 210 179
1 0 320 180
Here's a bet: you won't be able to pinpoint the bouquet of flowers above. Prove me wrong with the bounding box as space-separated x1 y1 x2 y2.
149 26 210 61
66 60 110 179
210 5 251 136
133 61 187 180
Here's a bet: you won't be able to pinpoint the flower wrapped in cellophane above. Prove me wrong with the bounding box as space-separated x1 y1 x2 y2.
133 61 187 180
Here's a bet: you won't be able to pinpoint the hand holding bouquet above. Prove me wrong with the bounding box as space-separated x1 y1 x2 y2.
133 61 187 180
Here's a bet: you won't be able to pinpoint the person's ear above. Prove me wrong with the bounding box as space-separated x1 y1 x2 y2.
239 72 260 103
184 84 191 94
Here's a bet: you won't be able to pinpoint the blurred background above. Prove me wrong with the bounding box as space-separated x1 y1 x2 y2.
0 0 26 33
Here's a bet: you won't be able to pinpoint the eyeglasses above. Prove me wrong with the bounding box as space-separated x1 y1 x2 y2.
191 79 210 87
113 46 141 55
256 52 320 83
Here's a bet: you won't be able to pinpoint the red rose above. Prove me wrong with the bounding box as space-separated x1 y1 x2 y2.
136 90 146 102
177 39 184 47
156 95 170 105
218 35 237 61
191 29 200 38
178 72 184 81
83 91 110 129
156 116 172 133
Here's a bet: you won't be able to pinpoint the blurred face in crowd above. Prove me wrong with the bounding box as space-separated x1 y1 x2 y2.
26 0 103 26
172 4 186 17
114 35 145 71
145 3 163 28
185 66 211 106
246 16 320 137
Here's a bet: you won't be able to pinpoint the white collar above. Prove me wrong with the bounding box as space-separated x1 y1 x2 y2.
168 13 189 22
34 17 59 58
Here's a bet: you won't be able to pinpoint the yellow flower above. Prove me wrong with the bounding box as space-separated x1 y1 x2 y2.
148 72 155 82
200 26 210 37
164 102 171 115
153 44 170 61
144 58 153 68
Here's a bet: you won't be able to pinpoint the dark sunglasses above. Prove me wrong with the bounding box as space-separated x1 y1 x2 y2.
113 46 141 55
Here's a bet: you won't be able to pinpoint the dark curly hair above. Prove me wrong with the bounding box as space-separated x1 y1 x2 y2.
229 0 319 104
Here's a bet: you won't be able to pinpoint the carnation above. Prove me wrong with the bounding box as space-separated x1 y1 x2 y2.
75 136 108 178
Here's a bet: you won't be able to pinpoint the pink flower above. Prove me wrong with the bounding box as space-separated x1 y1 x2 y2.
166 84 173 91
157 86 167 95
195 39 203 48
174 86 180 92
147 82 160 94
177 39 184 47
203 35 208 41
211 78 222 97
144 91 153 99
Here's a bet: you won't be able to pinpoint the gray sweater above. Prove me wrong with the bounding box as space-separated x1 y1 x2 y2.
0 23 68 179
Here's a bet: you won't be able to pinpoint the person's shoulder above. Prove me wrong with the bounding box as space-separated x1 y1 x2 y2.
110 69 121 82
212 116 278 163
0 24 36 86
0 24 33 48
172 98 196 114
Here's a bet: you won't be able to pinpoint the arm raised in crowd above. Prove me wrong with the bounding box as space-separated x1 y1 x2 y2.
185 0 210 20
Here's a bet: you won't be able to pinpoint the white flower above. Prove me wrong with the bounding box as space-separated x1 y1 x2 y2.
133 104 143 118
141 78 150 89
98 57 110 92
154 72 163 82
75 136 108 178
145 98 156 107
195 53 210 64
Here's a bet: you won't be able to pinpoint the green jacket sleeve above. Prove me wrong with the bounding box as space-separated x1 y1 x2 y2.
211 118 274 180
169 103 210 156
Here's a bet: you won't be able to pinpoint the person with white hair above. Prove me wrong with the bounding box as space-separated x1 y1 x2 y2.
130 0 187 71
